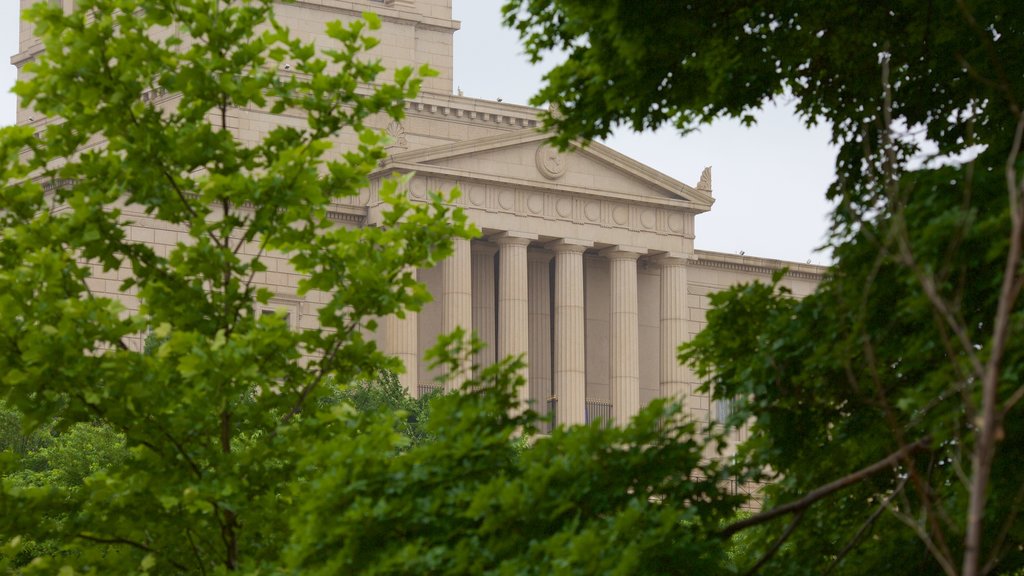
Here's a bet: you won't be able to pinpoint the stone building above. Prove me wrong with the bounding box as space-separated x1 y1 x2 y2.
13 0 824 429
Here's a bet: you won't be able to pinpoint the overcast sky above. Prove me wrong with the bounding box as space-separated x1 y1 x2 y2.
0 1 836 264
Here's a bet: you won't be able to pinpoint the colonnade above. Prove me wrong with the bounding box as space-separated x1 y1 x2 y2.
385 234 691 427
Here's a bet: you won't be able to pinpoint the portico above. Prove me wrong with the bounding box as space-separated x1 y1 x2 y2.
373 130 712 424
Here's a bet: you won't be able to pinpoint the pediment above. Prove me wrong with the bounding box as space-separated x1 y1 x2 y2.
377 131 714 213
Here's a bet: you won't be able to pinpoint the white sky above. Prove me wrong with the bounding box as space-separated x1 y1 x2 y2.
0 1 836 264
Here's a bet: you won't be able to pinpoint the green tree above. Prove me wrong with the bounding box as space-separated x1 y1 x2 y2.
504 1 1024 575
0 0 471 572
284 338 744 576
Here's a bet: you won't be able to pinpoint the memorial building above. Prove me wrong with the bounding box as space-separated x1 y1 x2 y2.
14 0 824 429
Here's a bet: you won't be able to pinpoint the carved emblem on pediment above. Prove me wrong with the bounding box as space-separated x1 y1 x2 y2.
385 120 408 150
535 143 568 180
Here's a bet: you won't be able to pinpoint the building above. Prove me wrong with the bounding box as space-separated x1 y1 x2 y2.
13 0 824 429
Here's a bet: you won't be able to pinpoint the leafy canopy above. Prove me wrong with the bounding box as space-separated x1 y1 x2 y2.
504 1 1024 575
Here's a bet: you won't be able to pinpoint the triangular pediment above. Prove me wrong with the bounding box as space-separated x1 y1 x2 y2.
378 131 714 212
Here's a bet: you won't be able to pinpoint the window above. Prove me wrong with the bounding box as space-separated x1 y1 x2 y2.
715 397 737 424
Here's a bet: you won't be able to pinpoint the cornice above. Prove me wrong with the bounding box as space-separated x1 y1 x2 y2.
325 206 368 225
693 249 826 281
374 161 704 214
380 127 713 210
11 1 458 68
288 0 460 33
37 176 366 225
130 87 543 135
11 45 41 67
401 93 541 129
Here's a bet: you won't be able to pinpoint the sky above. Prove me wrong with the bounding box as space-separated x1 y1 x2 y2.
0 1 837 264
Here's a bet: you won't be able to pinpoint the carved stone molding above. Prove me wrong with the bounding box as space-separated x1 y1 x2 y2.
696 166 712 192
141 87 169 103
385 120 408 150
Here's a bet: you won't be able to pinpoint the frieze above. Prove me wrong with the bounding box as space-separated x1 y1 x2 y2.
410 176 695 239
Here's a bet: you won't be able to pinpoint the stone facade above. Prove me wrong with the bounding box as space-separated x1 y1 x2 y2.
14 0 824 431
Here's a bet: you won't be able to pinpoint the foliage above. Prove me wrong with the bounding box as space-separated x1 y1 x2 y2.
505 1 1024 575
0 0 473 572
0 402 127 569
0 402 51 461
0 1 761 574
325 371 440 448
284 338 744 576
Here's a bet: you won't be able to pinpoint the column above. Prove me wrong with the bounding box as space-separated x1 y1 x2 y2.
603 246 645 426
657 253 691 414
551 239 591 426
495 231 537 410
471 243 498 378
528 250 553 418
383 269 419 397
442 237 472 392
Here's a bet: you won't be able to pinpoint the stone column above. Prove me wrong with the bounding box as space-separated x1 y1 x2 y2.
551 239 591 426
442 236 472 392
495 232 537 410
657 253 691 413
528 250 553 418
471 243 498 378
383 268 419 397
603 246 645 426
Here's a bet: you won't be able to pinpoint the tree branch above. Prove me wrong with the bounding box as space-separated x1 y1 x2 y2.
885 502 960 576
963 111 1024 576
719 437 930 539
279 323 356 425
185 526 208 576
75 533 188 571
825 476 908 575
982 479 1024 574
741 509 805 576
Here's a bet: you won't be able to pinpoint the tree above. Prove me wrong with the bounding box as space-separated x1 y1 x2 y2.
503 1 1024 575
0 0 471 572
2 2 768 574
